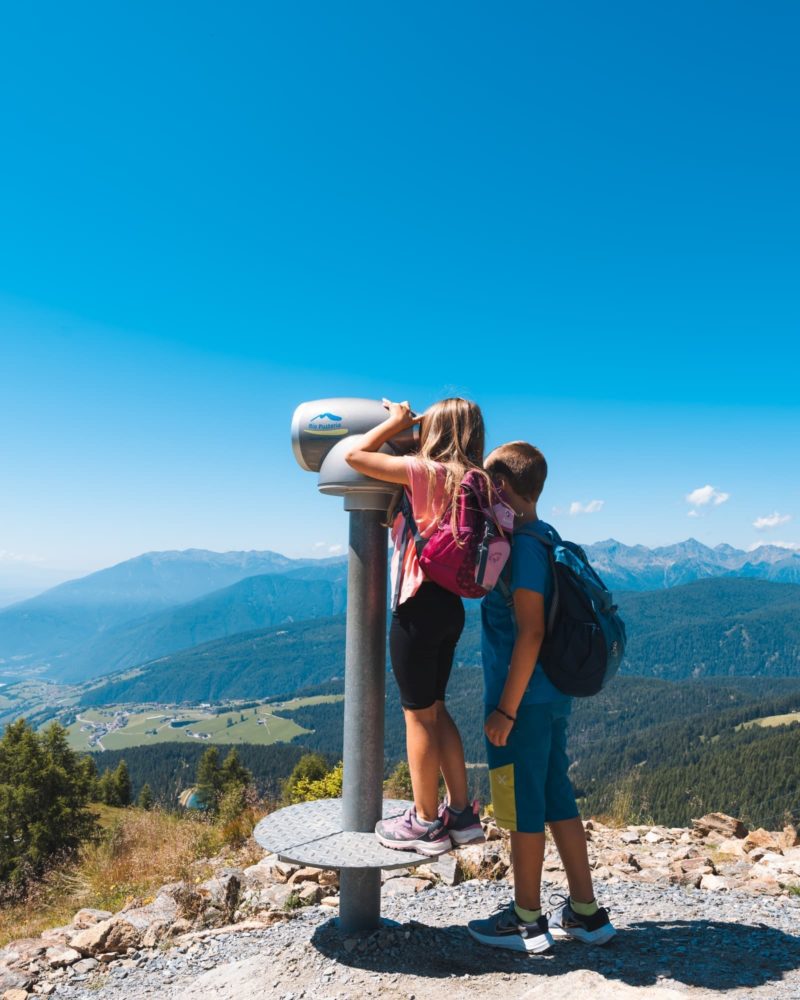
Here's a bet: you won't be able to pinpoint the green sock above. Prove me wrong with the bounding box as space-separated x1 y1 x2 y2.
570 897 598 917
514 903 542 923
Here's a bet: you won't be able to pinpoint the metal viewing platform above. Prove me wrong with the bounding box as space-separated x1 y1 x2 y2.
253 798 426 869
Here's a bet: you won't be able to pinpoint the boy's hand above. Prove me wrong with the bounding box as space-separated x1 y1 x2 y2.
484 710 515 747
381 399 420 430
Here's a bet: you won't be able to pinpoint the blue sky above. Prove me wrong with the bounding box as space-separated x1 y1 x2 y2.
1 2 798 594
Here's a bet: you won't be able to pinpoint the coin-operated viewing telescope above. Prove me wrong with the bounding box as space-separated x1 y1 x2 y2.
255 399 427 935
291 397 419 510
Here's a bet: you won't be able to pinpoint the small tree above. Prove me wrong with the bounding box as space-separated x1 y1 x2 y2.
137 783 154 810
287 761 343 804
384 760 413 800
195 746 223 812
282 752 329 804
112 760 132 807
0 720 97 897
220 748 251 790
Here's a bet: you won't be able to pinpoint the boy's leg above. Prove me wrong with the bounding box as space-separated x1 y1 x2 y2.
510 831 546 911
435 701 468 812
548 817 594 904
404 704 441 822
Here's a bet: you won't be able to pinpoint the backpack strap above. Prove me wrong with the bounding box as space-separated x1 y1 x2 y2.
498 524 561 635
391 491 426 611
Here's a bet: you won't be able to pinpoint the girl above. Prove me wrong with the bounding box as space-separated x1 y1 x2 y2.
345 397 488 855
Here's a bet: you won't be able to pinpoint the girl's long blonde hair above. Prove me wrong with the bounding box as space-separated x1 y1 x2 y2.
392 397 494 538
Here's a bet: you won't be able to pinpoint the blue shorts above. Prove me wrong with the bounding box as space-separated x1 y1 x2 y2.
485 702 579 834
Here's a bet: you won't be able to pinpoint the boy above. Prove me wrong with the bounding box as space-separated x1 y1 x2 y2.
467 441 616 953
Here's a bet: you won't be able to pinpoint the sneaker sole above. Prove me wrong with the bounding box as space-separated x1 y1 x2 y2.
374 831 453 857
551 924 617 945
467 926 553 954
449 827 486 846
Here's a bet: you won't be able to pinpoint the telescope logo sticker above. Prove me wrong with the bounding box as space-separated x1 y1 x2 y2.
306 412 349 437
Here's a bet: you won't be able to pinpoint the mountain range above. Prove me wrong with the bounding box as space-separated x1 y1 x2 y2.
1 539 798 686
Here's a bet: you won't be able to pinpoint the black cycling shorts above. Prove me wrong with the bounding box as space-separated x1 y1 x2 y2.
389 582 465 710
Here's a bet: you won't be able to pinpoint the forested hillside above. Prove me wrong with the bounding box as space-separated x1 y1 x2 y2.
81 578 800 706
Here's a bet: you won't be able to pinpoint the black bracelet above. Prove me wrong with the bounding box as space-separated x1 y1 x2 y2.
495 706 516 723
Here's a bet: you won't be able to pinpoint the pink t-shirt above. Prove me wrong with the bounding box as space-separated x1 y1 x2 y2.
391 456 451 607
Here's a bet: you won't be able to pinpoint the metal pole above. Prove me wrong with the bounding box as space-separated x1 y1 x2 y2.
339 507 388 933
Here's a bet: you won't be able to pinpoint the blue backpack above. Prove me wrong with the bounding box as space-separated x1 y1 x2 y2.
498 524 626 697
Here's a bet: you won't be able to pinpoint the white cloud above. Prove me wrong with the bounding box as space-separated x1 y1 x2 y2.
753 512 792 531
687 510 700 518
569 500 604 516
686 485 730 507
0 549 44 564
328 544 344 555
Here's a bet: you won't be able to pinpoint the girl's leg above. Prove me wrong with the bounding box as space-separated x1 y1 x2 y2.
435 701 468 812
404 703 441 822
510 831 546 911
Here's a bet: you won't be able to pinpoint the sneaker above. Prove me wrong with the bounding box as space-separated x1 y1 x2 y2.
375 806 452 856
442 799 486 846
468 902 554 954
549 894 617 945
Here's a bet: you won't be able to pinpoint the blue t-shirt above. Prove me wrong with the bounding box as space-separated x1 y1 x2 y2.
481 520 572 709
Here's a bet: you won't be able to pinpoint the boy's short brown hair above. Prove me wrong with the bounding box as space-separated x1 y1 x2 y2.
485 441 547 502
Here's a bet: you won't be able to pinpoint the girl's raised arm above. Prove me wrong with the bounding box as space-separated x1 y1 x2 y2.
344 399 421 485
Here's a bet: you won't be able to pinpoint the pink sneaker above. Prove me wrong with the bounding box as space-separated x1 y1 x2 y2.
442 799 486 845
375 806 453 856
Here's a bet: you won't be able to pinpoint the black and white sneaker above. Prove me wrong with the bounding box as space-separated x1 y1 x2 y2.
549 894 616 945
467 903 554 954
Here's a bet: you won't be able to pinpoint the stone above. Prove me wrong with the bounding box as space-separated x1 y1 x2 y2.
297 883 321 905
432 852 461 886
33 984 55 996
644 831 664 844
742 828 783 855
71 916 142 958
320 895 339 908
288 867 320 885
3 989 30 1000
484 824 502 842
196 871 241 924
0 971 29 996
700 874 729 891
44 946 81 968
691 813 748 840
318 870 338 887
619 831 640 845
779 823 800 850
72 909 113 929
72 959 99 975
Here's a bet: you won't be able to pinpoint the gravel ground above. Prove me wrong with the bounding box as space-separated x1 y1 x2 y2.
53 878 800 1000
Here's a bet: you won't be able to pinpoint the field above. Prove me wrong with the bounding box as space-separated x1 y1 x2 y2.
64 698 340 752
740 711 800 730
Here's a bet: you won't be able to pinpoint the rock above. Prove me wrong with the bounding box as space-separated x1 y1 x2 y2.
297 883 321 905
71 959 98 975
700 874 729 891
714 837 748 858
318 870 338 887
4 989 30 1000
743 828 783 855
0 971 30 996
33 984 56 995
432 852 461 886
619 831 640 845
483 823 502 842
692 813 748 840
288 867 320 885
72 909 113 929
644 831 664 844
70 916 142 958
44 946 81 968
779 823 800 850
261 883 295 909
196 871 242 925
320 895 339 908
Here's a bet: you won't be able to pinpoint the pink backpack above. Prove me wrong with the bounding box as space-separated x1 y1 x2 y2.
393 470 515 607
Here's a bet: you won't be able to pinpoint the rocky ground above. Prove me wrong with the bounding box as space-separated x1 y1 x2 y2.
2 812 799 1000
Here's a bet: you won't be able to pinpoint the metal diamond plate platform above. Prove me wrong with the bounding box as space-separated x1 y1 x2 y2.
253 798 428 869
